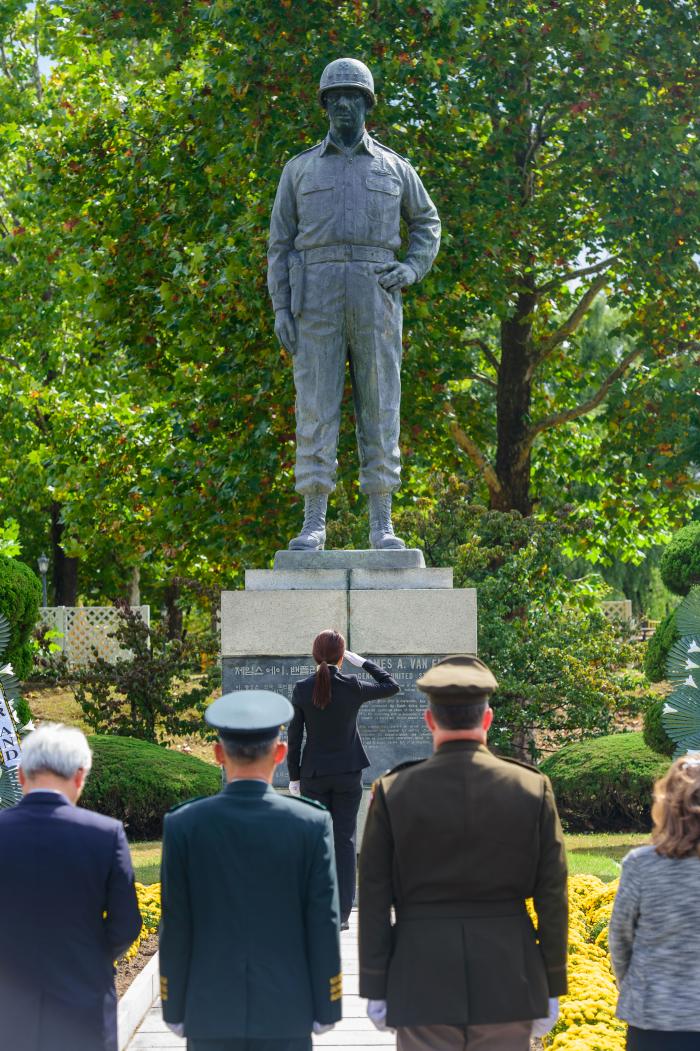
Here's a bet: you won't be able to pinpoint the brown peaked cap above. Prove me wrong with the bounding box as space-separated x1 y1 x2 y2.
416 654 498 702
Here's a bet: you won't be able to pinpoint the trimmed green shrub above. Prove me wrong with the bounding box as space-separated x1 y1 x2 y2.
541 732 670 832
0 555 41 680
660 522 700 596
81 735 221 840
643 608 678 683
642 697 675 757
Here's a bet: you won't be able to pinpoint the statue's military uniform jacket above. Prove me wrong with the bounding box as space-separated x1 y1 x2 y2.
159 781 342 1040
268 131 440 312
358 740 568 1028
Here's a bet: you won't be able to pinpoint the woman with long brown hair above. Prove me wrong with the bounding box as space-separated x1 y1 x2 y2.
609 755 700 1050
287 629 399 929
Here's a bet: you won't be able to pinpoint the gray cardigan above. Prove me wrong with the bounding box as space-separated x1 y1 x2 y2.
609 844 700 1031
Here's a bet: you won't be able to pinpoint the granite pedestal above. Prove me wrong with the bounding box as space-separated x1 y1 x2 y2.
221 549 477 785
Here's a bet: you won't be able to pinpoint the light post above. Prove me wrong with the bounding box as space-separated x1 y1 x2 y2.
37 553 49 607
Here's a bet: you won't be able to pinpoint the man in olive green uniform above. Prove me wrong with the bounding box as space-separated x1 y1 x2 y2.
358 656 568 1051
159 690 342 1050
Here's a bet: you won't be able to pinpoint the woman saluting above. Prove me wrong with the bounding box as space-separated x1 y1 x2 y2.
287 629 399 929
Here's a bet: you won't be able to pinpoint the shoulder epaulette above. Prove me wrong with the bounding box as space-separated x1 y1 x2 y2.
166 795 210 815
386 757 426 776
370 758 426 800
498 754 541 774
289 141 324 161
370 137 409 162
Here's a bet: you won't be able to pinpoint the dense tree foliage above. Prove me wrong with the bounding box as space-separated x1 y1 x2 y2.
0 1 698 605
398 477 641 757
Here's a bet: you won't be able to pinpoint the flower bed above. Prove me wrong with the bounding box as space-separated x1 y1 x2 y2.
125 882 161 962
544 875 625 1050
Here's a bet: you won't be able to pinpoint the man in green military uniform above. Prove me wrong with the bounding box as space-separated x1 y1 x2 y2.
159 690 342 1050
358 656 568 1051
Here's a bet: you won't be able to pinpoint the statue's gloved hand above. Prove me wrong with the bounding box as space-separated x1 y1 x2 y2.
274 308 297 354
375 262 416 291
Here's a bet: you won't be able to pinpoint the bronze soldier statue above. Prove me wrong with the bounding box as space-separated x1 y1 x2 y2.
268 58 440 551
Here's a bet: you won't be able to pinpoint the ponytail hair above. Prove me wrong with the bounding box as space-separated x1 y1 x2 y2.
312 629 346 710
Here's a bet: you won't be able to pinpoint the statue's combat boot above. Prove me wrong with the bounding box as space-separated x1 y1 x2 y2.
368 493 406 550
288 494 328 551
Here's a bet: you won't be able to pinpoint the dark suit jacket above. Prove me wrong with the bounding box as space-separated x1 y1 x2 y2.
159 780 342 1038
0 791 142 1051
287 660 400 780
359 740 569 1027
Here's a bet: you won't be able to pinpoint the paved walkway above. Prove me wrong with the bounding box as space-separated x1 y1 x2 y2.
128 911 393 1049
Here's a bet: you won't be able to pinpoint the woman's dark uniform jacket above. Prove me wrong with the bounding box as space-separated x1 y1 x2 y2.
159 780 342 1040
358 740 568 1028
287 660 399 779
0 791 142 1051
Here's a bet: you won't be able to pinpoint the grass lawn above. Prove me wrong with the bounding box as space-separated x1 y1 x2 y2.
25 685 89 730
131 841 163 885
130 831 651 886
565 831 649 881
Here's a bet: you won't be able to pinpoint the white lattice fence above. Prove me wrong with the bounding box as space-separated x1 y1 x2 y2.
601 599 633 623
38 606 150 666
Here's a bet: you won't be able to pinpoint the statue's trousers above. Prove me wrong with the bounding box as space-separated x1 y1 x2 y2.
292 257 402 496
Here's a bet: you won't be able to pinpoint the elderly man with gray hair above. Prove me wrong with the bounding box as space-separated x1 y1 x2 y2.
0 723 142 1051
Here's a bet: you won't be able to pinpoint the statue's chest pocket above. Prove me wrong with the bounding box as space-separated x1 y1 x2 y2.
299 178 336 223
365 176 401 226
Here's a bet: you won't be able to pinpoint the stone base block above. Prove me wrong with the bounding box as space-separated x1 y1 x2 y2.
273 548 425 570
350 588 477 653
245 567 452 591
350 567 452 590
221 590 347 656
245 569 347 591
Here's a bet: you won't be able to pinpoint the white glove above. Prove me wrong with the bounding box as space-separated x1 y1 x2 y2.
288 781 301 796
344 650 366 667
313 1021 335 1034
367 999 390 1031
531 998 559 1038
165 1021 185 1037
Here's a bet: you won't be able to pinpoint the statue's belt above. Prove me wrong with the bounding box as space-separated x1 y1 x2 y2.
301 244 395 265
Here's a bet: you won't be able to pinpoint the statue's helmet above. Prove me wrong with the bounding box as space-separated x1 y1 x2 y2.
318 58 376 108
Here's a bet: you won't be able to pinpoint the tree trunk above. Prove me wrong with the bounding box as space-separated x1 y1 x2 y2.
492 291 537 515
163 581 183 641
50 502 79 606
127 565 141 606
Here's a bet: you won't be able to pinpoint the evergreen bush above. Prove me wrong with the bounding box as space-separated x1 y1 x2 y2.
74 602 219 742
541 732 670 832
81 734 220 839
0 555 41 680
643 608 678 683
660 522 700 596
642 697 675 757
